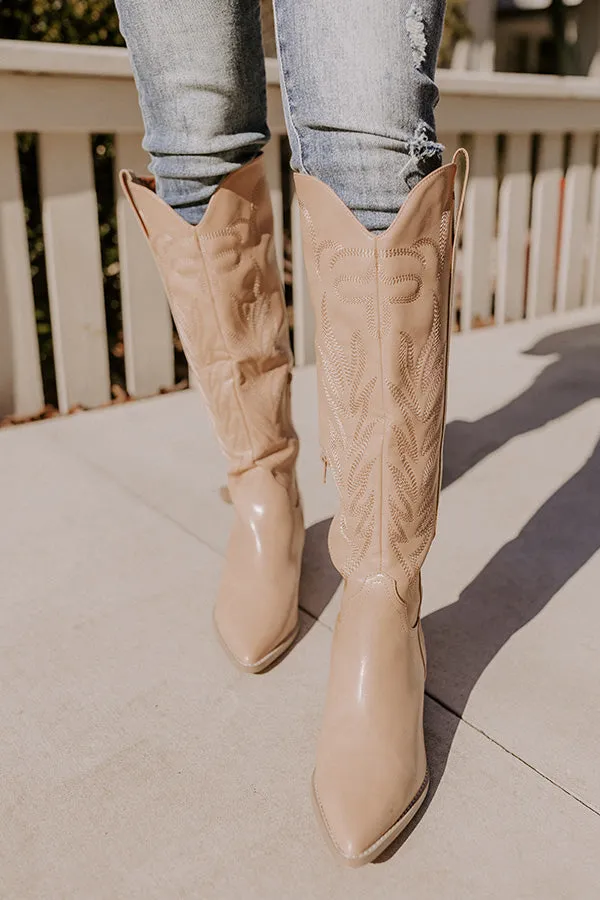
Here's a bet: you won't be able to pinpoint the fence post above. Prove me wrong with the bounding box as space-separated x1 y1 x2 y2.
0 131 44 417
39 132 110 412
114 134 174 398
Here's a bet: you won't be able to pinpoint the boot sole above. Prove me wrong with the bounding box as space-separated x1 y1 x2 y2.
311 768 429 867
213 612 300 674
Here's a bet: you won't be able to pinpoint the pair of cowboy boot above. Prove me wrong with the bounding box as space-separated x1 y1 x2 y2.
120 149 466 865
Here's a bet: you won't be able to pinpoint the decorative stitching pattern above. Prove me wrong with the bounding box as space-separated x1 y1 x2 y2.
146 165 296 475
298 175 454 588
386 292 445 582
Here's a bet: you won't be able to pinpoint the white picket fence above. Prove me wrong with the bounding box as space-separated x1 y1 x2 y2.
2 39 600 418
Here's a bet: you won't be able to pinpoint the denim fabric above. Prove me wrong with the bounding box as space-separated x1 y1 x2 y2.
115 0 446 232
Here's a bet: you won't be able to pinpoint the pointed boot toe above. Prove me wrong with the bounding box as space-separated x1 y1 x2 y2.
312 760 429 867
311 575 428 866
213 604 299 673
213 558 302 673
214 466 304 673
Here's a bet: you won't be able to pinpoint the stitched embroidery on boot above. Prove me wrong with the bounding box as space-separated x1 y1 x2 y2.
151 172 295 467
300 196 453 581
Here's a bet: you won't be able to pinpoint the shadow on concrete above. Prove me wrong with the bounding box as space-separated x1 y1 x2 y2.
421 435 600 786
443 323 600 489
295 322 600 860
297 517 340 630
379 322 600 859
371 435 600 859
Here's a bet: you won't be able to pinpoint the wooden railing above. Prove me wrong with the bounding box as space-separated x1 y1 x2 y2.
2 40 600 417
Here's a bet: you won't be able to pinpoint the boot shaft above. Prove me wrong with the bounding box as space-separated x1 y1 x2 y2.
295 159 465 597
120 156 298 483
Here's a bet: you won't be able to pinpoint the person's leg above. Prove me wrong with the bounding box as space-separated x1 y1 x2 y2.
114 0 268 223
273 0 445 232
277 1 469 865
116 1 304 672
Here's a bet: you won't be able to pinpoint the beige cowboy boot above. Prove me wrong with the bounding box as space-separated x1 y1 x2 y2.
120 155 304 673
294 150 468 864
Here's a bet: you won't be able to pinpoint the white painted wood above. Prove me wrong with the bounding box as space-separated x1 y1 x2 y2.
0 132 44 416
263 136 284 278
585 151 600 307
496 134 532 324
526 135 563 319
460 133 497 330
458 3 495 69
450 39 471 71
7 48 600 137
439 132 460 166
437 71 600 103
0 38 133 77
470 40 496 73
468 0 496 46
0 73 144 135
590 53 600 78
6 39 600 409
435 72 600 135
39 132 110 412
556 134 594 312
6 41 600 103
291 190 315 366
115 134 174 398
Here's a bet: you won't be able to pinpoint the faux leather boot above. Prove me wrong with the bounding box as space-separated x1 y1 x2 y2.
294 150 468 864
120 155 304 673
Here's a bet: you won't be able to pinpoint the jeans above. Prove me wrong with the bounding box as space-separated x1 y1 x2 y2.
115 0 446 233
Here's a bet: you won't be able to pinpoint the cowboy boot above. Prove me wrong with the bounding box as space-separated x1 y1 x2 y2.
294 150 468 864
120 155 304 673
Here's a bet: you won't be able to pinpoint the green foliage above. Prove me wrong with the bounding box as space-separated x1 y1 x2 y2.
1 1 124 45
439 0 472 68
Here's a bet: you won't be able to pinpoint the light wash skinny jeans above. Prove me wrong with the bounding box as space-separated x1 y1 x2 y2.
115 1 446 233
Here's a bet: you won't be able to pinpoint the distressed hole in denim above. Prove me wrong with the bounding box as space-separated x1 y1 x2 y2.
410 121 444 161
406 4 427 68
405 121 445 191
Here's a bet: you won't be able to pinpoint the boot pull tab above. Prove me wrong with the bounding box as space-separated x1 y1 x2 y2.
451 148 470 270
119 170 151 239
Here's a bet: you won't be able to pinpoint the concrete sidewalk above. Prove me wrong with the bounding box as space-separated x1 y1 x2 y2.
2 309 599 898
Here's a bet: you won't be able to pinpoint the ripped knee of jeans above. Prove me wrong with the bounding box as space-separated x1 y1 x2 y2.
409 121 444 162
403 122 444 191
406 3 428 69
